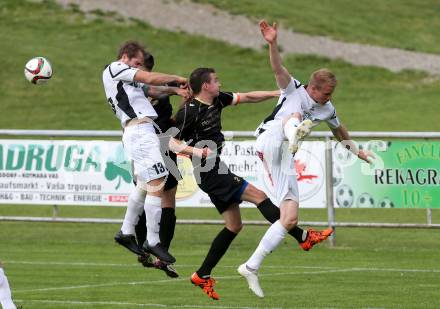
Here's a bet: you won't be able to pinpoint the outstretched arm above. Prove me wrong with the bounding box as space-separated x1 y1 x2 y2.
144 85 190 100
259 20 291 90
169 138 211 158
134 70 187 87
235 90 280 104
331 125 374 163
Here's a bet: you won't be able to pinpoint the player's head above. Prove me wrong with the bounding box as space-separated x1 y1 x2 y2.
308 68 337 104
142 51 155 72
117 41 145 68
189 68 220 96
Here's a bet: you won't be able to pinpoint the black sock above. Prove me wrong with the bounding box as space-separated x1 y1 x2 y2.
257 198 280 223
135 211 147 248
290 226 307 243
197 227 237 278
257 198 306 243
159 208 176 250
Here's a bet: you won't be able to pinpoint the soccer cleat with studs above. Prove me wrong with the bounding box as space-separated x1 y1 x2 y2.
154 259 179 278
190 272 219 300
300 227 333 251
142 241 176 264
114 231 144 256
138 253 179 277
288 119 313 154
137 253 155 268
237 263 264 298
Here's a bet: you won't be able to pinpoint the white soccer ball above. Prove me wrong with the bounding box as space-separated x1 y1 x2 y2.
24 57 52 84
356 192 375 208
378 197 395 208
336 184 354 208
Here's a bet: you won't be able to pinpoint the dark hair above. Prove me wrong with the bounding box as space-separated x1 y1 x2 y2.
117 40 145 60
189 67 215 94
143 51 155 71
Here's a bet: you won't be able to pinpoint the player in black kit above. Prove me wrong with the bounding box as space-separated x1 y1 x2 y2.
174 67 282 299
175 68 333 299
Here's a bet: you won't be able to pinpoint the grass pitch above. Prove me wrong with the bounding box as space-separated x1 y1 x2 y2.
1 207 440 308
193 0 440 54
1 0 440 132
1 1 440 308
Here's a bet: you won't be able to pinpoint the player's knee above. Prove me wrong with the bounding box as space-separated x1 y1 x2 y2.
254 189 268 202
137 177 166 196
227 222 243 234
244 184 267 204
281 214 298 230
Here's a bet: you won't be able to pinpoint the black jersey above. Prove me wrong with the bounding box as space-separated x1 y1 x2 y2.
174 91 235 150
150 81 179 133
151 96 174 133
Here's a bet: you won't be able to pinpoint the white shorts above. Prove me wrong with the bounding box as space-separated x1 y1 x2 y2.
255 120 299 206
122 123 168 184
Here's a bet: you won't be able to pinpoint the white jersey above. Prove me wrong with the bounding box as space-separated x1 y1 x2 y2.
255 77 340 136
102 61 158 128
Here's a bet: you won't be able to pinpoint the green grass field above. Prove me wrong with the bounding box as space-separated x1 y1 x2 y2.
1 0 440 132
1 1 440 308
1 206 440 308
1 210 440 309
193 0 440 54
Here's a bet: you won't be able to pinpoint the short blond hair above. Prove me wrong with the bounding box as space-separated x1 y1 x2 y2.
309 68 337 89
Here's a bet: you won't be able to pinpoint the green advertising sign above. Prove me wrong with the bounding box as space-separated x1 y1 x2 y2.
333 141 440 209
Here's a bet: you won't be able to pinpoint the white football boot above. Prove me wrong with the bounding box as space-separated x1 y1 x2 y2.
237 263 264 298
287 119 313 154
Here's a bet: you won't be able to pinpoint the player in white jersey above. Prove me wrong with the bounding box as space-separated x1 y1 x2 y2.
237 21 373 298
0 261 17 309
102 41 189 264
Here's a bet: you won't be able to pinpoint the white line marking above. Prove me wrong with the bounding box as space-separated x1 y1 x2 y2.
7 260 440 273
15 278 185 293
14 299 283 309
7 260 333 269
14 265 440 294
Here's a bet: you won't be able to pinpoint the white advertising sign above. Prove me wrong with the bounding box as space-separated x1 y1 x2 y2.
0 140 326 208
176 141 326 208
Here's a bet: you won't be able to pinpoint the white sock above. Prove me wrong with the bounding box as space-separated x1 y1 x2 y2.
145 195 162 247
121 186 146 235
246 220 287 271
0 268 17 309
283 117 301 142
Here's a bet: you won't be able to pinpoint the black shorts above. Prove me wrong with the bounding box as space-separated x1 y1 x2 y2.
195 156 248 214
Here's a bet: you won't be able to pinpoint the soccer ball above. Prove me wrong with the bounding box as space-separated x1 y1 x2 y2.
333 142 355 166
332 163 343 187
378 197 395 208
24 57 52 84
336 184 354 208
356 192 374 208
